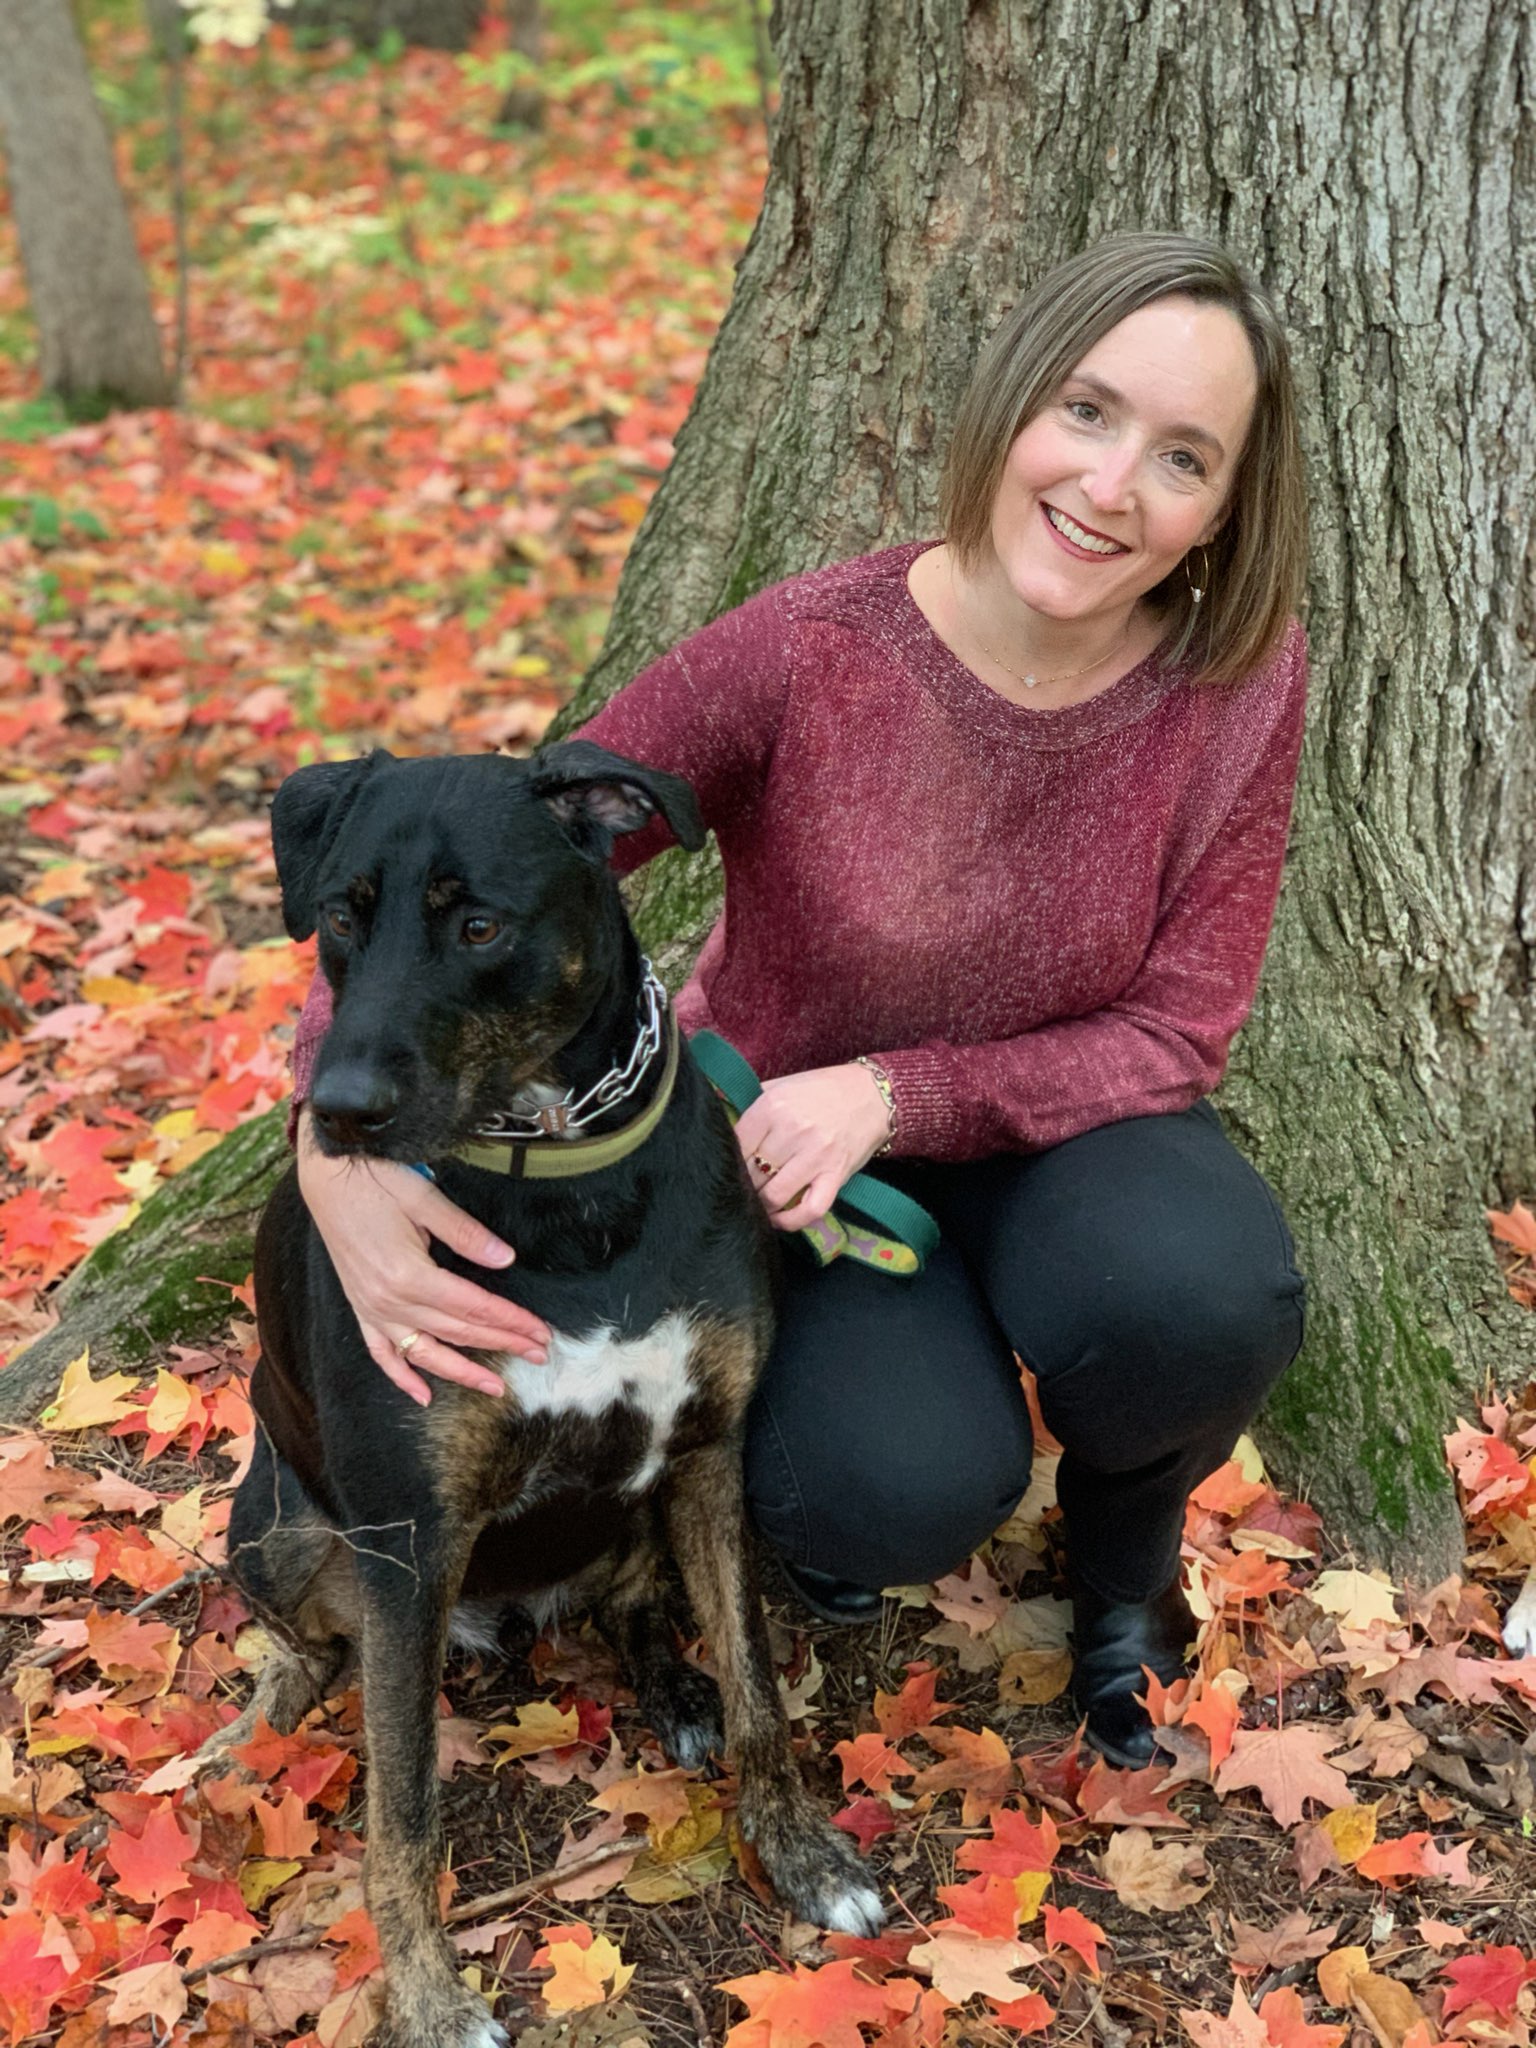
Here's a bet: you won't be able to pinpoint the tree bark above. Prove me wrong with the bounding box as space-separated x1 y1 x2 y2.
551 0 1536 1576
12 2 1534 1581
495 0 544 132
0 0 173 412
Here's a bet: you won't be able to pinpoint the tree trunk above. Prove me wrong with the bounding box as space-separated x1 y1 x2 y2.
0 0 173 412
12 3 1533 1583
282 0 484 50
551 0 1536 1577
495 0 543 131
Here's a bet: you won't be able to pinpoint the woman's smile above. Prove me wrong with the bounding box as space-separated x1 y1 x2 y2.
1039 501 1131 559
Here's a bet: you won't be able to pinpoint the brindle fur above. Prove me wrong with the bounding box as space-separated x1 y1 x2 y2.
203 744 881 2048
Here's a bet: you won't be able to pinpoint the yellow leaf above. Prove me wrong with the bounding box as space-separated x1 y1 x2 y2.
42 1349 142 1431
167 1131 224 1176
1013 1869 1051 1922
152 1109 198 1140
542 1933 634 2013
239 1857 303 1910
483 1700 579 1763
159 1485 207 1553
651 1783 722 1865
144 1369 195 1440
26 1732 90 1758
1317 1944 1370 2007
80 974 159 1008
620 1831 732 1904
1311 1569 1400 1632
1231 1435 1268 1484
997 1648 1072 1706
508 655 550 678
117 1158 162 1201
1319 1802 1378 1866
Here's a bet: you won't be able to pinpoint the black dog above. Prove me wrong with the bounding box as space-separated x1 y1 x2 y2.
202 743 882 2048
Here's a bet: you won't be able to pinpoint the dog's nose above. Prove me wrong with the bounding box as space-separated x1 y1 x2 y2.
310 1066 401 1143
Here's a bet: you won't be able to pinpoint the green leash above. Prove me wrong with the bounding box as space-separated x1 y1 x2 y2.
689 1030 939 1277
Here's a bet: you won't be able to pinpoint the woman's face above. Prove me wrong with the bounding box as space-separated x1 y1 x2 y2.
988 295 1259 622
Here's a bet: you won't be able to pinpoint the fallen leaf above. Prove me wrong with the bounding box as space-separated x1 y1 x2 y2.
1227 1909 1337 1972
1098 1827 1212 1913
1215 1725 1351 1827
1348 1971 1426 2048
104 1960 189 2031
42 1348 141 1430
534 1924 635 2013
1258 1985 1347 2048
1311 1569 1400 1631
1438 1945 1536 2020
908 1927 1043 2003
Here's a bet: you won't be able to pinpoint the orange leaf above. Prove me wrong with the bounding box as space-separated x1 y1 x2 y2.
1258 1986 1347 2048
105 1802 198 1906
832 1732 915 1796
722 1958 898 2048
1043 1902 1104 1975
254 1789 318 1859
1185 1683 1240 1772
873 1663 954 1743
909 1725 1016 1827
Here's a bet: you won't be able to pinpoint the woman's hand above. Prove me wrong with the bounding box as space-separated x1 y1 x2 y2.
295 1111 550 1406
733 1063 892 1231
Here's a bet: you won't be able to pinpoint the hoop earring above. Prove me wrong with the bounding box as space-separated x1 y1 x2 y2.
1185 545 1210 607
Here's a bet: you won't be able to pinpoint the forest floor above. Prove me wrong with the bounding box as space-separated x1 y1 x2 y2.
3 7 1536 2046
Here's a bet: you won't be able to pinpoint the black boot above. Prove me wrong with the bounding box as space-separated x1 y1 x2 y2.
1070 1577 1195 1768
781 1561 883 1625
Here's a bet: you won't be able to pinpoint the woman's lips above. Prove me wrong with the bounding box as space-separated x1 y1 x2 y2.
1040 501 1130 559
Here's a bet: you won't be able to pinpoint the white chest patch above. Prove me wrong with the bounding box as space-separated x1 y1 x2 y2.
493 1309 696 1493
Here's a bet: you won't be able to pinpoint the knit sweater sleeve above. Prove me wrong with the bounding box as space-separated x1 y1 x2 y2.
873 632 1310 1160
575 580 792 873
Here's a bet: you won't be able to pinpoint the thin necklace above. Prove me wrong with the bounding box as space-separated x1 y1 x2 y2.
949 558 1132 692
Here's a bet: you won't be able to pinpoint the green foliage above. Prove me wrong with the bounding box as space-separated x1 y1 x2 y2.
468 3 763 162
0 495 110 547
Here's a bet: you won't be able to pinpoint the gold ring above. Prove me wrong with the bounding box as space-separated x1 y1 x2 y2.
398 1330 424 1361
751 1154 777 1178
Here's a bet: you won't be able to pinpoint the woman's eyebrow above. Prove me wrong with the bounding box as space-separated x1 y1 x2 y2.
1067 372 1227 460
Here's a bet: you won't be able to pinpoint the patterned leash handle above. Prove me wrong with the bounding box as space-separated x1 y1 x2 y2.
688 1030 940 1278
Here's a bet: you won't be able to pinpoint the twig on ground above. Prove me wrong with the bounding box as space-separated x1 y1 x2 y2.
672 1976 714 2048
1 1567 217 1690
179 1831 649 1988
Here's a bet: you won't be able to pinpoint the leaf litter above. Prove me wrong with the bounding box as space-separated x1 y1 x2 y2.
3 6 1536 2045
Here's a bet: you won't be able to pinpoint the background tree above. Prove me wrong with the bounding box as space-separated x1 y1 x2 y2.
9 0 1533 1583
0 0 172 412
281 0 485 51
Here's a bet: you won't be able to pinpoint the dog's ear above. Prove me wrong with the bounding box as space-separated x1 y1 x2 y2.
528 740 705 858
270 752 390 940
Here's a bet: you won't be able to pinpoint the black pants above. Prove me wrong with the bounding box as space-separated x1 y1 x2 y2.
743 1099 1307 1603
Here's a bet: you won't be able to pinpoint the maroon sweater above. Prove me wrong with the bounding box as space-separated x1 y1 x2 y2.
291 542 1308 1161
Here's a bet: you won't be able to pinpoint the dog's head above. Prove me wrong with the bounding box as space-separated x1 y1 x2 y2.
273 742 703 1161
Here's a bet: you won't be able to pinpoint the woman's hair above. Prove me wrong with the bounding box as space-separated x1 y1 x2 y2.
940 231 1308 688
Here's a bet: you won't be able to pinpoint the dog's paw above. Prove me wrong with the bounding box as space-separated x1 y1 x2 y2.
1503 1572 1536 1656
640 1662 725 1772
374 1993 509 2048
754 1811 886 1937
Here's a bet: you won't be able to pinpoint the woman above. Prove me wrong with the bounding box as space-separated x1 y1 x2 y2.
291 231 1310 1768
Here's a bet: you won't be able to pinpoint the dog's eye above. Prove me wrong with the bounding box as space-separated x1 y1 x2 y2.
463 915 501 946
326 909 353 939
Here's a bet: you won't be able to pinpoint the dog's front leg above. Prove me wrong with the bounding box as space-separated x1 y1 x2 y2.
662 1443 884 1936
356 1543 508 2048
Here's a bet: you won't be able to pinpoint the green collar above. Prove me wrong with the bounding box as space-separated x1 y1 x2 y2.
447 1009 680 1178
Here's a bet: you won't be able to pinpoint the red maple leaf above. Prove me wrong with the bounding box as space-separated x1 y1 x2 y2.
1439 1945 1536 2020
105 1803 199 1907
